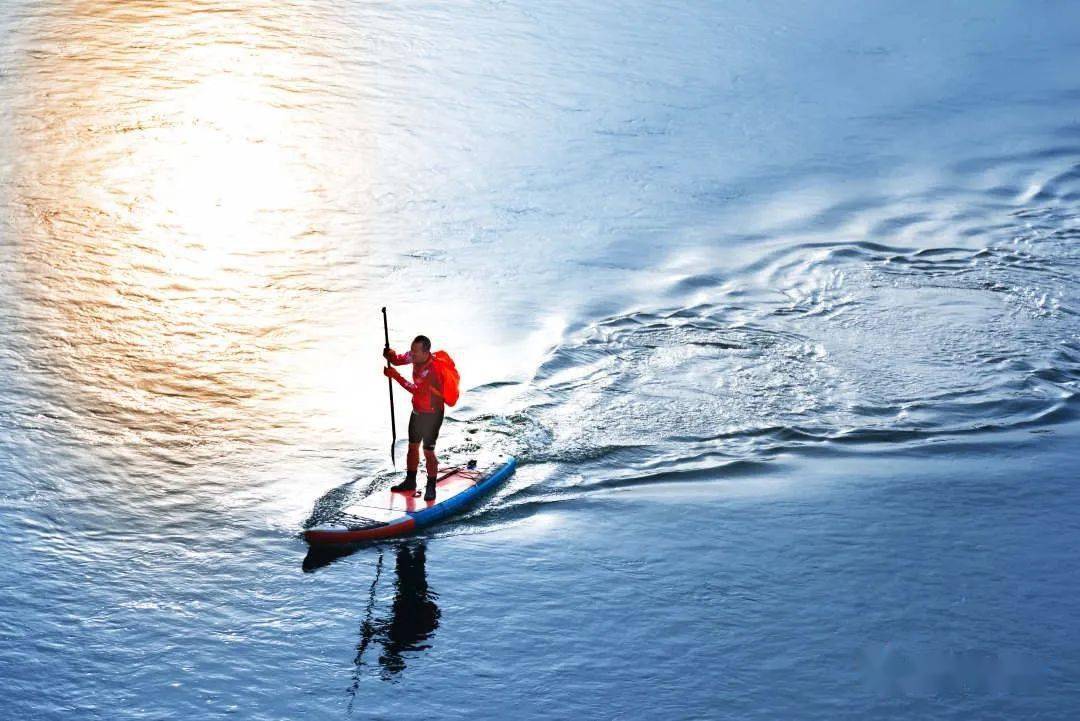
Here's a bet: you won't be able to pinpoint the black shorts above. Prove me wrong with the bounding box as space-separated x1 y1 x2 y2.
408 409 444 449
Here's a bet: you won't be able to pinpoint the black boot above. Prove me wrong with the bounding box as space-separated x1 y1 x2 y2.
391 471 417 493
424 477 437 501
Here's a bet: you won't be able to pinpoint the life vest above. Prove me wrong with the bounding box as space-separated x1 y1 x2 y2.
430 350 460 406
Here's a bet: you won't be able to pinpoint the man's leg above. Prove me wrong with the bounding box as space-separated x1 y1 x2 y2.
422 409 444 501
422 445 438 501
423 446 438 480
392 414 422 492
408 443 421 475
422 445 439 501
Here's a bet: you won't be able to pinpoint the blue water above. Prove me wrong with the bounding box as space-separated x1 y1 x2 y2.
1 1 1079 718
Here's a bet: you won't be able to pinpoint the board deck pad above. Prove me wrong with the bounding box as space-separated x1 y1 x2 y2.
304 456 516 544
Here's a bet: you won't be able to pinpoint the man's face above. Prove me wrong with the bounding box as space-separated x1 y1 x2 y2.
410 342 431 365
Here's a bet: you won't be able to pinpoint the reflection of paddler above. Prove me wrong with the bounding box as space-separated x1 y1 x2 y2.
382 335 460 501
381 542 440 675
351 542 440 687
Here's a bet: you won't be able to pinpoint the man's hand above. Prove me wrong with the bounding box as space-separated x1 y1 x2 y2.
382 347 395 361
383 366 403 381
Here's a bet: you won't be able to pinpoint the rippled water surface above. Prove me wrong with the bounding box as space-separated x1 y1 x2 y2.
1 1 1079 719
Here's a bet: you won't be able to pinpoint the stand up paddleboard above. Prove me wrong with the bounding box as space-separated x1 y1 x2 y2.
304 456 516 545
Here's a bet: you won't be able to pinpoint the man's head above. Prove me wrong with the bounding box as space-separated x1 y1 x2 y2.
410 335 432 365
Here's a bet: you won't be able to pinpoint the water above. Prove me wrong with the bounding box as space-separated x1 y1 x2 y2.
1 1 1078 718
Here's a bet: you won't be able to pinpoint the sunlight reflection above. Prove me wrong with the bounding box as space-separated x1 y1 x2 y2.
9 1 371 457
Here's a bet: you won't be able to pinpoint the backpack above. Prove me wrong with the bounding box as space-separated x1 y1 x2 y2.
431 350 460 406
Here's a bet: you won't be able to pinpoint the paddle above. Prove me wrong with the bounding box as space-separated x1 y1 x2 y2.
381 306 397 467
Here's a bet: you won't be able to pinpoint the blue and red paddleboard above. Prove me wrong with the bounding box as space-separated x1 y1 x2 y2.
303 456 517 545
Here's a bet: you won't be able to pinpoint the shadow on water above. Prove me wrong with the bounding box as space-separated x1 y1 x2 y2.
305 541 442 706
301 543 365 573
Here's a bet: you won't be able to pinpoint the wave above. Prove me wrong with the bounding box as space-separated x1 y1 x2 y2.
457 153 1080 508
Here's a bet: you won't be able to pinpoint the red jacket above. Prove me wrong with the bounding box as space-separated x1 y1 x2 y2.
388 351 443 413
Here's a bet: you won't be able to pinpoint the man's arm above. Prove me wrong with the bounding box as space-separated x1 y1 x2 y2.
383 348 412 366
383 366 418 394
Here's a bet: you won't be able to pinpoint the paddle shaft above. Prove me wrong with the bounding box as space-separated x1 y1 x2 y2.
381 307 397 466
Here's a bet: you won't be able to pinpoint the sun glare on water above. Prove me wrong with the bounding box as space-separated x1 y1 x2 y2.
9 2 371 455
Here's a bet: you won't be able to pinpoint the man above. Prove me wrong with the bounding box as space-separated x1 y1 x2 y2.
382 335 444 501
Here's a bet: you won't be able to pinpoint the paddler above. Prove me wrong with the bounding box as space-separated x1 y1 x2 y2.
382 335 445 501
